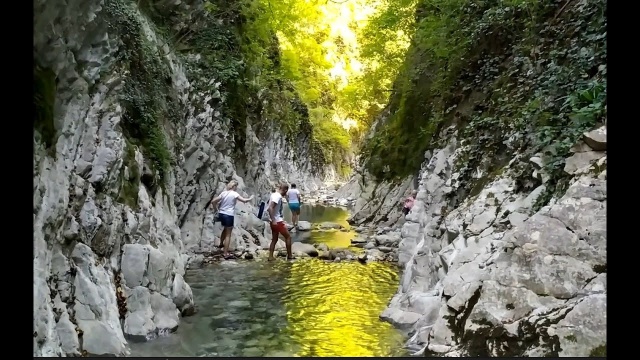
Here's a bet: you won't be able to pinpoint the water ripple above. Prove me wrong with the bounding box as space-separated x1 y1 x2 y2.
128 205 407 357
280 259 403 357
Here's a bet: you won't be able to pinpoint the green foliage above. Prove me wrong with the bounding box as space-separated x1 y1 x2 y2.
361 0 490 180
104 0 177 186
33 64 57 154
360 0 607 197
459 0 606 210
530 80 606 211
118 140 140 209
313 118 351 168
342 0 419 133
236 0 380 176
537 80 606 170
589 344 606 357
564 334 577 343
180 0 343 171
183 0 432 177
189 0 309 147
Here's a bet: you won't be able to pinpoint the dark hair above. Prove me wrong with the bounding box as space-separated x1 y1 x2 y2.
291 183 297 188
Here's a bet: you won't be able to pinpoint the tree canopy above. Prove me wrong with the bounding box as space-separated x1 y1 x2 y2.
203 0 418 177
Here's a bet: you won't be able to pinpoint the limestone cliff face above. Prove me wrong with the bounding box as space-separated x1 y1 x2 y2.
33 0 325 356
341 119 607 360
339 0 607 356
379 128 606 357
335 109 418 227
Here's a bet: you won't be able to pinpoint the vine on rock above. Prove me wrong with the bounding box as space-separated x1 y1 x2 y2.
359 0 606 214
103 0 181 189
181 0 327 171
33 64 58 156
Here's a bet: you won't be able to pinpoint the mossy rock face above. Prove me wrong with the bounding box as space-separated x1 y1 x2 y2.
359 0 607 196
34 64 57 154
117 141 140 209
564 334 577 343
104 0 175 185
177 0 329 173
589 344 606 357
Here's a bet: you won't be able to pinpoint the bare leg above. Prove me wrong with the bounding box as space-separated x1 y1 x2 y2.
223 227 233 256
218 228 227 249
268 228 279 261
282 228 293 259
293 212 298 227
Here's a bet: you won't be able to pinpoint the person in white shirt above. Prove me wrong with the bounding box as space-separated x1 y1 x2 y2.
286 183 302 228
267 183 293 261
209 180 254 259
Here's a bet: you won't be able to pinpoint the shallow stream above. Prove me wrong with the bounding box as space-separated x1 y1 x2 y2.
129 204 407 357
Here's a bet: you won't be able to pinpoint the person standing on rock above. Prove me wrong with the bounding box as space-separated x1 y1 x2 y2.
267 183 293 261
209 180 254 260
286 183 302 228
402 190 418 216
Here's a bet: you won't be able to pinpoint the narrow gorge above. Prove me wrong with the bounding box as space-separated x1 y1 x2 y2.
34 0 606 357
34 0 330 355
338 0 607 356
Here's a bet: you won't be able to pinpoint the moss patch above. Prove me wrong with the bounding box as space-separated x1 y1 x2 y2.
564 334 577 342
117 140 140 209
592 263 606 274
33 64 57 154
589 344 606 357
181 0 327 172
359 0 607 206
104 0 177 185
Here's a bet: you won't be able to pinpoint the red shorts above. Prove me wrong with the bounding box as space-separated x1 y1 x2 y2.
270 221 287 235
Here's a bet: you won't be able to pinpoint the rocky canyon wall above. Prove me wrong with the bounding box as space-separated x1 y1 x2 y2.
33 0 326 355
339 0 607 356
380 126 606 357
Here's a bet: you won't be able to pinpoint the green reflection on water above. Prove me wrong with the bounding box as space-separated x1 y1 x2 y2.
282 259 406 357
285 204 357 249
283 204 351 227
127 204 406 357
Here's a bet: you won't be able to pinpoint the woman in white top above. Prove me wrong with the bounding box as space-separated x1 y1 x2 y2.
286 183 302 228
209 180 254 259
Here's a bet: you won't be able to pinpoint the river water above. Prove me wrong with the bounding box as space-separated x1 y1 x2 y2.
129 204 407 357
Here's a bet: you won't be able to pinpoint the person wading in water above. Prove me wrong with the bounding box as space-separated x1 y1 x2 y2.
286 183 302 229
267 183 293 261
209 180 254 259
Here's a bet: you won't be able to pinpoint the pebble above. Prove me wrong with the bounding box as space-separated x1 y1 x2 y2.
188 219 400 266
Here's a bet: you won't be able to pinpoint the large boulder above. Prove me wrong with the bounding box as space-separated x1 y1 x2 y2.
297 221 312 231
291 242 319 257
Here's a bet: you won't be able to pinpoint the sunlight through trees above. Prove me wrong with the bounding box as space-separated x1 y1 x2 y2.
205 0 418 176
